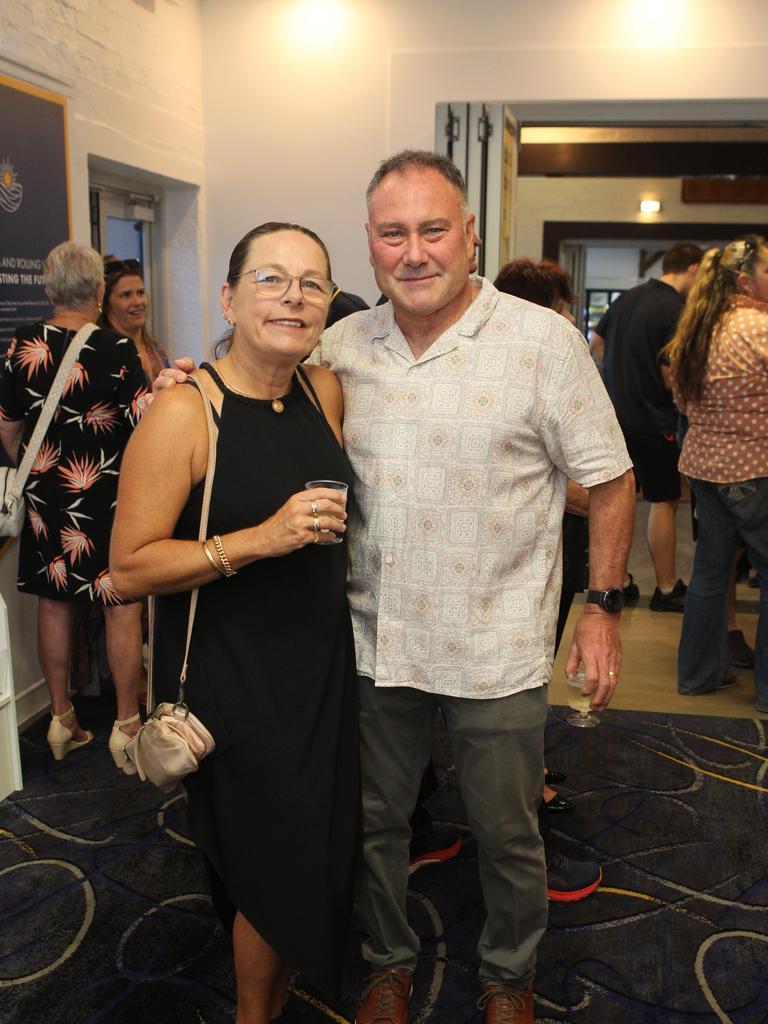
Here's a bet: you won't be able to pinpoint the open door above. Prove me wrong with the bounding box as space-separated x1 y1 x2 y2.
435 103 518 282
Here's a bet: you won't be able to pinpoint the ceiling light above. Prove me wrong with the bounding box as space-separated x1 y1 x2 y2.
640 199 661 214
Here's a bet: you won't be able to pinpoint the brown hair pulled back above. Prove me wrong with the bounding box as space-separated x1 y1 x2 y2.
663 235 764 405
215 222 332 358
494 258 574 308
98 258 162 361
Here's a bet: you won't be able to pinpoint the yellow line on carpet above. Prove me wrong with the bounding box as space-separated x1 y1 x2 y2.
664 727 768 763
290 985 351 1024
0 828 35 857
599 886 660 902
598 887 714 926
642 745 768 792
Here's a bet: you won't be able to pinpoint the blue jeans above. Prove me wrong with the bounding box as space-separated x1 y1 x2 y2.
678 477 768 708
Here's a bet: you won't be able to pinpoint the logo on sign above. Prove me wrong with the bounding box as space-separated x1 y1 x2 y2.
0 159 23 214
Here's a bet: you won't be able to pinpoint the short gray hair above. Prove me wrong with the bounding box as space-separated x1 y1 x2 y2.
366 149 468 207
43 241 104 308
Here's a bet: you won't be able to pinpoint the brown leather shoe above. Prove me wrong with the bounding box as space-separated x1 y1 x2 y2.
356 968 413 1024
478 982 534 1024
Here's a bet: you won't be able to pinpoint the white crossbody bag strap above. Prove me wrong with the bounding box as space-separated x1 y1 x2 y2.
147 376 219 711
9 322 98 502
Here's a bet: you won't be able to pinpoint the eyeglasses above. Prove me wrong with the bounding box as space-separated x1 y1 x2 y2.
242 267 339 305
104 258 142 278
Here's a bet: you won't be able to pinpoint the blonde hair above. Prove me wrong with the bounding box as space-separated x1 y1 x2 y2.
43 241 103 308
663 234 765 405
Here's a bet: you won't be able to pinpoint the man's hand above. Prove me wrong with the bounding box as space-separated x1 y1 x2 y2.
564 609 622 711
143 356 197 408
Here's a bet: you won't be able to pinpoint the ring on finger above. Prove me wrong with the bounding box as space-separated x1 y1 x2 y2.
313 514 321 533
608 671 616 677
311 500 318 515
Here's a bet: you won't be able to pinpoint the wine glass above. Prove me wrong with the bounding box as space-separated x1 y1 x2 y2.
566 670 599 728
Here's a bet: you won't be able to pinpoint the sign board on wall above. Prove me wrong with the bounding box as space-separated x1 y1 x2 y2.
0 74 71 352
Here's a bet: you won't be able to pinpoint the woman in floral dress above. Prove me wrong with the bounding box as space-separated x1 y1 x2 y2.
0 241 147 762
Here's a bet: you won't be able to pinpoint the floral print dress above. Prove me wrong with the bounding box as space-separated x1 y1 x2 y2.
0 323 147 603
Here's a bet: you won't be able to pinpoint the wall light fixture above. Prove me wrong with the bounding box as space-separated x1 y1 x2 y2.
287 0 348 47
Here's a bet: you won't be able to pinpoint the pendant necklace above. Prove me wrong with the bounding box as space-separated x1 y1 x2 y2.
216 366 286 414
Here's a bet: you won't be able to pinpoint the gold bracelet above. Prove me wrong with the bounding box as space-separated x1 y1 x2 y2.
212 534 237 577
202 540 227 577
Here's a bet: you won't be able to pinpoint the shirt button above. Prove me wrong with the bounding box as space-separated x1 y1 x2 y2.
384 554 395 567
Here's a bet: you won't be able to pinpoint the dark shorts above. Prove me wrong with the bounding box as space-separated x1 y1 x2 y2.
624 430 681 503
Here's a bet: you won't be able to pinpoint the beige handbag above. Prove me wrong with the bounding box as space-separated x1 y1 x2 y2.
0 323 98 537
122 379 218 791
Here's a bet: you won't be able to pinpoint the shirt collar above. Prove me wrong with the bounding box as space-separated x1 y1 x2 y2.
371 277 500 361
733 293 768 315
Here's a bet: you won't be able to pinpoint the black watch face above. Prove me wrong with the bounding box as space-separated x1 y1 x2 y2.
602 588 625 613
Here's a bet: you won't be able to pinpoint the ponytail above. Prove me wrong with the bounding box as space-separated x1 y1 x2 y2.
663 235 764 405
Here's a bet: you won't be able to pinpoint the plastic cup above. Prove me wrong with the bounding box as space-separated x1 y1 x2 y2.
305 479 348 545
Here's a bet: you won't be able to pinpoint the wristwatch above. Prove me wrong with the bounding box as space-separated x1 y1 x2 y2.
586 588 625 613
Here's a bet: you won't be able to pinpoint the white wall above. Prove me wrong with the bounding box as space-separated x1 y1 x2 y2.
199 0 768 325
0 0 207 361
0 0 207 724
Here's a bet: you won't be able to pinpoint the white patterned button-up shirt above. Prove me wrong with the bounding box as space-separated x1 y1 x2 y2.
310 277 631 698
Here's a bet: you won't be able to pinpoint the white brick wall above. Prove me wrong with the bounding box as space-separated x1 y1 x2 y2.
0 0 205 231
0 0 206 725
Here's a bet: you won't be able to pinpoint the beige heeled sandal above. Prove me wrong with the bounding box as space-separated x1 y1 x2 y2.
47 705 93 761
108 712 141 768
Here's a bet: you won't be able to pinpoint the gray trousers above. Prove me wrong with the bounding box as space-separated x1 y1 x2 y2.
357 678 548 986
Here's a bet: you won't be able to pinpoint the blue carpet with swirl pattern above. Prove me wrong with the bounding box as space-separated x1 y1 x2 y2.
1 695 768 1024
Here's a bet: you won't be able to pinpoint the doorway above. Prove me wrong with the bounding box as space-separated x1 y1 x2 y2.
89 182 160 338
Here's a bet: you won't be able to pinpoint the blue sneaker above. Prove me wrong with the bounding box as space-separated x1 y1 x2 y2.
547 850 602 902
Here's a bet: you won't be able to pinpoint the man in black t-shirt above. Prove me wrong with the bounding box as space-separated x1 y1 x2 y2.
590 243 703 611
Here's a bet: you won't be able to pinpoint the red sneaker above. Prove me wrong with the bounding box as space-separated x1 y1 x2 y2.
408 834 462 874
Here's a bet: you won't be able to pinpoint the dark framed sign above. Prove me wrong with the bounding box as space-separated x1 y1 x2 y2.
0 74 71 352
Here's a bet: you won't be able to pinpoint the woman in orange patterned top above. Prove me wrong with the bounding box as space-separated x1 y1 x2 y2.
664 235 768 711
0 242 147 762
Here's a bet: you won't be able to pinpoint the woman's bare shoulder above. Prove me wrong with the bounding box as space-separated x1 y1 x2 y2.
301 361 341 395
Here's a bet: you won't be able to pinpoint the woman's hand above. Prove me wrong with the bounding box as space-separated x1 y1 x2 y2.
255 486 347 558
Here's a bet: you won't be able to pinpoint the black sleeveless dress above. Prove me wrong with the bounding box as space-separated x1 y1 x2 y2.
153 364 360 999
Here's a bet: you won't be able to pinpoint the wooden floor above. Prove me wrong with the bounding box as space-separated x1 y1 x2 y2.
549 498 765 719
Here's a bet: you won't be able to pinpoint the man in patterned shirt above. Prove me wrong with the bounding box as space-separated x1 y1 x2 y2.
313 151 635 1024
155 150 635 1024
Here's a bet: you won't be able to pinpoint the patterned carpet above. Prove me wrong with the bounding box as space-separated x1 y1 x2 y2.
2 696 768 1024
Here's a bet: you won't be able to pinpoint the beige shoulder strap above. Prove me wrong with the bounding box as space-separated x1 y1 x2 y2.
147 376 219 710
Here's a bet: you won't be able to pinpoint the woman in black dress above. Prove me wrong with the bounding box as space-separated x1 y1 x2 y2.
0 241 147 763
110 223 360 1022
